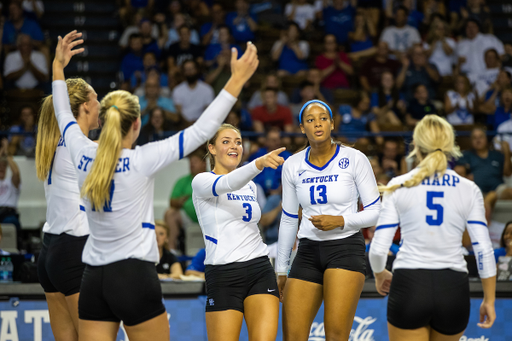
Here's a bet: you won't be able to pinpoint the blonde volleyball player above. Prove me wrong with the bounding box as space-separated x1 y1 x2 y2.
192 124 285 341
36 78 99 340
277 100 381 340
370 115 496 341
51 31 258 341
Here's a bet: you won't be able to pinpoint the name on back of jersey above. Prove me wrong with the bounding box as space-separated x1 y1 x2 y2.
421 173 460 187
78 155 131 173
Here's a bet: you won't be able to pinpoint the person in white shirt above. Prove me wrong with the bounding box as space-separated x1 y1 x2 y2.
380 6 421 57
192 124 285 341
370 115 496 340
35 77 99 341
497 118 512 153
277 100 380 340
0 140 21 233
456 19 504 75
444 74 476 125
51 30 259 341
423 19 456 77
468 48 501 97
285 0 316 30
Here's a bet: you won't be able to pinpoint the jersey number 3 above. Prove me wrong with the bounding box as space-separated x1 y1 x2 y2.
242 203 252 222
310 185 327 205
426 191 443 226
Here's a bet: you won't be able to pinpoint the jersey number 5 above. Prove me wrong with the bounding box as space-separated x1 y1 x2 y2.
310 185 327 205
242 203 252 222
426 191 443 226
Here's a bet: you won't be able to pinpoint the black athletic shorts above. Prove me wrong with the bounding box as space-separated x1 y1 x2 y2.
388 269 470 335
288 232 366 285
204 256 279 313
79 258 166 326
38 232 88 296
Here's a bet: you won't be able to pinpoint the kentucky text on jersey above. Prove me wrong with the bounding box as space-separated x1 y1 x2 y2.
421 173 460 187
302 174 339 184
226 193 257 202
78 156 130 173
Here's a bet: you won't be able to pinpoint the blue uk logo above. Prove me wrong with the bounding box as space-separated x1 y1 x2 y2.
339 158 349 169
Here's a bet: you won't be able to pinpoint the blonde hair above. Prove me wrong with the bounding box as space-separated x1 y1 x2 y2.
155 219 170 250
206 123 241 168
81 90 140 211
36 78 92 181
379 115 462 193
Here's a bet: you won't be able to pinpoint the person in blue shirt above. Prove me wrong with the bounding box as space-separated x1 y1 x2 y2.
185 248 206 279
481 70 511 116
200 3 225 46
271 22 309 77
2 2 44 53
225 0 258 43
494 221 512 263
348 12 376 55
204 25 242 68
492 88 512 130
121 34 145 85
322 0 355 45
130 52 169 91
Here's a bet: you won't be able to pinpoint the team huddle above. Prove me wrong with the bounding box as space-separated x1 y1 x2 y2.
35 31 496 341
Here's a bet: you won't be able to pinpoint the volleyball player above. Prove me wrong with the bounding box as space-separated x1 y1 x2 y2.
192 124 285 341
370 115 496 341
36 78 99 341
276 100 381 340
51 30 258 341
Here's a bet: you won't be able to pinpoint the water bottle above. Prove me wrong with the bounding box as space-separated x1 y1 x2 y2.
5 257 13 281
0 258 7 281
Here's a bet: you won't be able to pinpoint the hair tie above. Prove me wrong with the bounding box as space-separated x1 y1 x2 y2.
111 105 119 110
400 183 404 187
298 100 333 124
435 148 443 152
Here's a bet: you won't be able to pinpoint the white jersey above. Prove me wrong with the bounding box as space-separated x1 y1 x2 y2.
369 169 496 279
276 144 381 274
192 161 268 265
42 136 89 236
446 90 475 126
52 81 237 266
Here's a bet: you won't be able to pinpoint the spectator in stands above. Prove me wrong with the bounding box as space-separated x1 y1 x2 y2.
204 25 241 68
260 194 283 244
172 59 214 125
421 0 446 27
139 75 177 126
496 109 512 152
205 48 232 94
347 11 377 61
290 81 327 119
370 71 405 126
271 22 309 77
492 87 512 130
133 67 171 97
315 34 353 89
139 18 163 59
359 41 402 92
285 0 315 31
251 87 294 138
185 248 205 279
0 139 21 232
8 105 36 157
155 220 183 279
397 44 440 103
2 2 43 53
225 0 258 44
337 91 384 146
456 18 504 75
121 33 145 86
424 19 456 77
380 6 421 58
119 0 155 26
131 52 169 91
378 139 406 178
119 11 159 49
480 70 512 115
185 0 210 24
405 83 438 128
165 25 203 77
164 151 206 254
200 3 225 46
21 0 44 21
444 74 476 126
468 49 501 97
248 73 290 110
290 68 334 105
502 43 512 69
495 222 512 264
137 107 173 145
322 0 355 45
459 0 493 34
4 33 47 90
164 12 200 48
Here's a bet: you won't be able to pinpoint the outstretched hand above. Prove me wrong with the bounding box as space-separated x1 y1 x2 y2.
230 42 259 85
54 30 84 69
255 147 286 170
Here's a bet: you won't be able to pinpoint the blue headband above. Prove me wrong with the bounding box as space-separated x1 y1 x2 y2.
111 105 118 110
298 100 332 123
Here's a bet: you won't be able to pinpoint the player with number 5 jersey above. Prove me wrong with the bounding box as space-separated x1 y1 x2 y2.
51 31 259 341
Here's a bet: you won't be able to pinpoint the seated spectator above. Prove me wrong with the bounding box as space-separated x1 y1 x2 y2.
185 0 210 23
494 221 512 264
4 34 48 90
205 48 232 95
445 75 476 126
248 73 290 110
133 67 171 98
460 0 492 34
119 11 159 49
137 107 173 145
337 91 383 146
204 25 241 68
285 0 315 31
200 3 225 46
155 220 183 279
456 19 504 75
380 6 421 58
480 70 512 115
139 18 163 59
172 60 215 124
468 49 501 97
359 41 402 92
421 0 445 27
21 0 44 21
405 83 438 128
164 13 200 48
131 52 169 91
8 106 37 157
315 34 353 89
271 22 309 77
348 11 377 59
370 71 405 125
139 75 177 125
378 139 406 178
322 0 355 45
165 25 203 77
492 87 512 130
290 68 334 105
225 0 258 44
251 87 294 136
290 81 328 119
2 2 44 53
424 19 456 77
121 34 145 85
224 106 253 132
164 151 206 254
397 45 440 103
185 248 205 279
0 139 21 232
